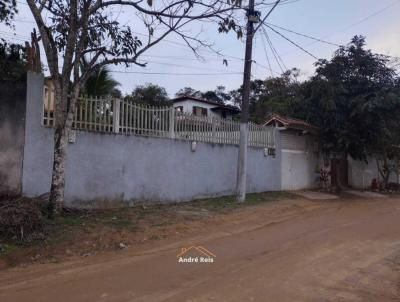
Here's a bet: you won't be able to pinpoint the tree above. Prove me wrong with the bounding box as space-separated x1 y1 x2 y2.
26 0 242 215
175 87 202 98
176 85 231 104
0 42 26 81
81 63 121 98
357 89 400 185
201 85 231 104
126 83 169 106
230 69 301 123
0 0 17 27
300 36 398 158
297 36 400 186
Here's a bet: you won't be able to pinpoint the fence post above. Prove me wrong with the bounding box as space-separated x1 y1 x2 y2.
113 98 120 133
169 107 175 138
212 118 217 142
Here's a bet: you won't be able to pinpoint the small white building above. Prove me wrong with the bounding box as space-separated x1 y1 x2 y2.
265 114 321 190
171 96 240 120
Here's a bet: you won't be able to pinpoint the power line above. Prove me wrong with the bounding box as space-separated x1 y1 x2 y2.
266 23 342 47
301 0 400 48
109 70 242 76
255 0 302 9
9 17 246 62
254 0 282 33
260 1 400 59
138 59 242 73
331 0 400 37
259 29 274 76
0 30 30 40
13 18 35 24
264 24 319 60
262 26 286 73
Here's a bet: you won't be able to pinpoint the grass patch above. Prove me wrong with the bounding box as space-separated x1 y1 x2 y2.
0 191 296 267
55 211 137 231
103 217 136 230
192 191 296 212
60 216 85 226
0 243 17 256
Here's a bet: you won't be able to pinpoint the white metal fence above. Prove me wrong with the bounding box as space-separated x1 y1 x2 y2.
42 95 276 148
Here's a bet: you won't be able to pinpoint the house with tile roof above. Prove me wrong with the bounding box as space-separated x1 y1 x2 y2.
171 96 240 120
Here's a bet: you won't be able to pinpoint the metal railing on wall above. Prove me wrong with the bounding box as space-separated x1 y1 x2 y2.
42 94 276 148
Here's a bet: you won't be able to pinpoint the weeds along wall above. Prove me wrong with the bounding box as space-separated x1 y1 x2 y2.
22 73 281 207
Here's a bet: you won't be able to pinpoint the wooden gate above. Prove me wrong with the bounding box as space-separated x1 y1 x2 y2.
331 158 348 188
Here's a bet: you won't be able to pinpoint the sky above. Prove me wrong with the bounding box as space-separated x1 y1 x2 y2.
1 0 400 97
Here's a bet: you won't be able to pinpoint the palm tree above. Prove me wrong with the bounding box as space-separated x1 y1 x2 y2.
81 59 121 97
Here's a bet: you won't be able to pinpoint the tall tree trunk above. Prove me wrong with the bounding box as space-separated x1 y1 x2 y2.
376 156 391 189
48 83 79 217
48 124 69 216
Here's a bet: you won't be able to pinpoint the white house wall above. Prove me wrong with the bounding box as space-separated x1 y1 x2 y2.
173 100 230 119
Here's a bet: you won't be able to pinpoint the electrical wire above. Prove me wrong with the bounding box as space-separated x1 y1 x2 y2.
136 60 242 73
254 0 281 33
266 23 342 47
262 26 286 73
259 29 274 77
109 70 242 76
330 0 400 37
264 24 319 60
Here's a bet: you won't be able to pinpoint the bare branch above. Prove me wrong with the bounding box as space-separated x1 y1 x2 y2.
26 0 59 77
91 0 240 19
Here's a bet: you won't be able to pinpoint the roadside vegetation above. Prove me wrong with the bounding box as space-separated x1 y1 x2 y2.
0 191 295 268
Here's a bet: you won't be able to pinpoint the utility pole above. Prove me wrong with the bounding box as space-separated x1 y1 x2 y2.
236 0 280 202
235 0 256 202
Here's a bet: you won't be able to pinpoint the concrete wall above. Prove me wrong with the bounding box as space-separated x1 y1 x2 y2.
22 73 281 207
0 79 27 194
348 157 398 189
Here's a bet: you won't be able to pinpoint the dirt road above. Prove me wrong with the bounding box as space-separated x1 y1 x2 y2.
1 196 400 301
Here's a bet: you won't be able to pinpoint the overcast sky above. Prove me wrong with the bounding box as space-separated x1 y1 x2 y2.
1 0 399 97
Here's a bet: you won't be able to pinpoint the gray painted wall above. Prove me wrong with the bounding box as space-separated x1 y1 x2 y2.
348 157 398 189
0 80 27 194
22 73 281 207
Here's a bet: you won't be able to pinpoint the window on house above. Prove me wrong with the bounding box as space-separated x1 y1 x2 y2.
175 106 184 113
193 106 207 116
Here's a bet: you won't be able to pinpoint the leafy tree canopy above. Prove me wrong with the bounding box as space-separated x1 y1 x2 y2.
126 83 169 106
175 85 231 104
0 0 17 27
230 69 301 123
298 36 399 161
175 87 202 98
0 42 26 81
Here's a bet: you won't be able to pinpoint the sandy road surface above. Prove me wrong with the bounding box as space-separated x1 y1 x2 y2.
1 197 400 301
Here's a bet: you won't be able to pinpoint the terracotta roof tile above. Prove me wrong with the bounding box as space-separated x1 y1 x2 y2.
264 114 318 133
